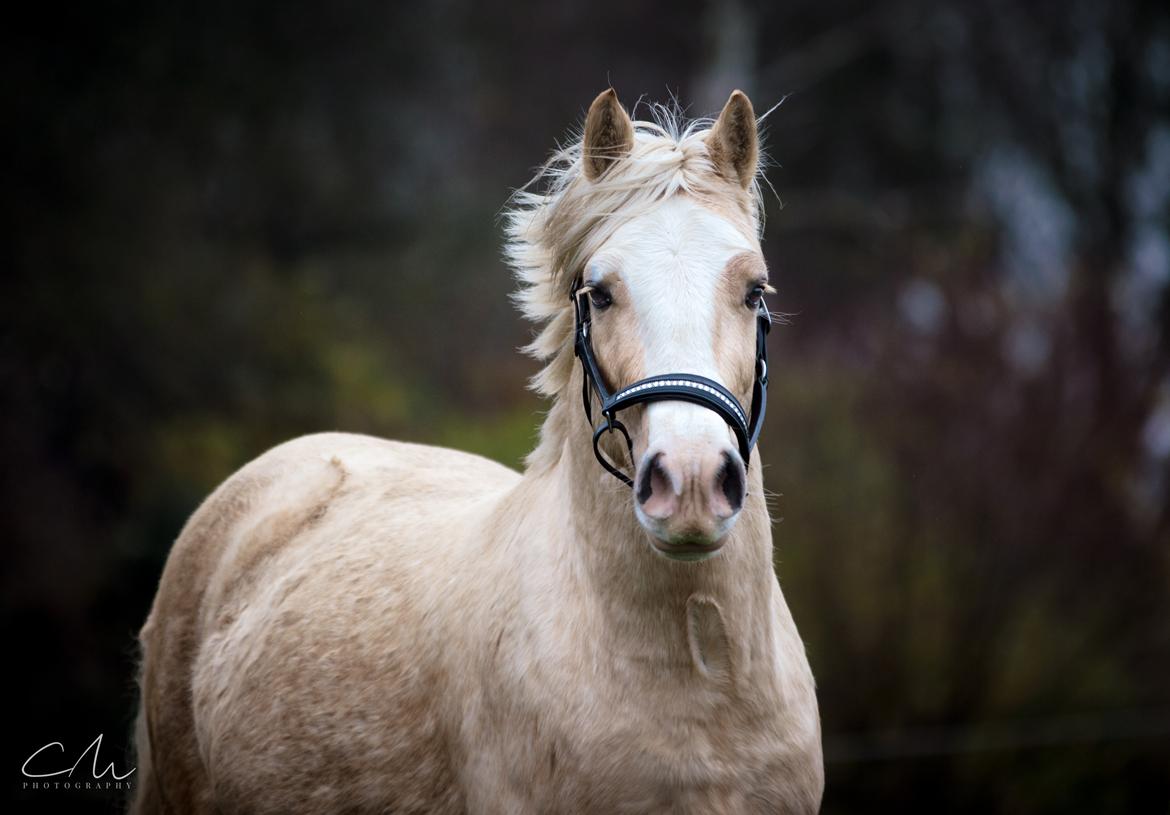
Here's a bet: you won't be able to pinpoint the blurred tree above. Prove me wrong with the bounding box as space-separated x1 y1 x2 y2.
2 0 1167 811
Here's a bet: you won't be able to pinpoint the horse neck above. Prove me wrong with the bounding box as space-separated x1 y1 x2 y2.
528 381 779 680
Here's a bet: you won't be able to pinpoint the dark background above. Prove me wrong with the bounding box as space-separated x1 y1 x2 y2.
5 0 1170 811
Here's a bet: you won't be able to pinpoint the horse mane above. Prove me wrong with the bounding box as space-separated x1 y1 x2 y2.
503 102 767 400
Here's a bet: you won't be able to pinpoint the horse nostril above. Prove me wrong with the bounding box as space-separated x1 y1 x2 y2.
637 452 664 506
717 451 745 514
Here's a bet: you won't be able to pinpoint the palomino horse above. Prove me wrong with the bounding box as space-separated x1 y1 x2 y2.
130 88 823 814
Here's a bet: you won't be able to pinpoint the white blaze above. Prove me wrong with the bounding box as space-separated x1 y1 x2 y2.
593 196 756 467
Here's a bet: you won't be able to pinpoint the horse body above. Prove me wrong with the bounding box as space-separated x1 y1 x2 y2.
132 90 824 813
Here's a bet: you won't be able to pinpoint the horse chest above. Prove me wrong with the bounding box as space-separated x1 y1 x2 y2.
466 636 796 813
468 692 790 814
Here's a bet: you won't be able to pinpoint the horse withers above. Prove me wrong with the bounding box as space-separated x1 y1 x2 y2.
130 88 824 814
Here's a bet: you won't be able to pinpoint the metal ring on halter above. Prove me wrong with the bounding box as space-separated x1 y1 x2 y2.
591 415 635 487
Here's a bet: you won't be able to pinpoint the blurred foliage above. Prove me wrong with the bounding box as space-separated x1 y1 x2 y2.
3 0 1169 811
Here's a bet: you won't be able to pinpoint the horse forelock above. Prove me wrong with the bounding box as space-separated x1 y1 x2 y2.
504 103 767 401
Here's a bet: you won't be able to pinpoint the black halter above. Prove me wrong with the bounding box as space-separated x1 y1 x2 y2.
571 278 771 487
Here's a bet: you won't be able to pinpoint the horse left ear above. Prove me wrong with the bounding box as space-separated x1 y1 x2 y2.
707 90 758 188
583 88 635 181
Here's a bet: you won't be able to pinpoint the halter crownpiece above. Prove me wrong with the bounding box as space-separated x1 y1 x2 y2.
571 278 771 487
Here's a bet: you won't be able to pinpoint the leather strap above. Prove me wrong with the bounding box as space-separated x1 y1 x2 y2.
572 279 771 486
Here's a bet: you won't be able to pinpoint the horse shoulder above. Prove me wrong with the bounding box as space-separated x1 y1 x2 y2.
147 431 518 813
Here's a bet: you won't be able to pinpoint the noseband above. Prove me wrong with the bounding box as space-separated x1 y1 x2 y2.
571 278 771 487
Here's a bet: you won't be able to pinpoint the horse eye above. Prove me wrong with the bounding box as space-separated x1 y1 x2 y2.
745 285 765 309
589 287 613 310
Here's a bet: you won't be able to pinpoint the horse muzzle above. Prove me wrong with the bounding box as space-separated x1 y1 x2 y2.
633 428 746 559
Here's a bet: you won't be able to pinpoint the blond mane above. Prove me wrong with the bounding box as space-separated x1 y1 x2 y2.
504 104 767 398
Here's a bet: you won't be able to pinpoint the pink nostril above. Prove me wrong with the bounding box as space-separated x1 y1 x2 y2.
637 452 678 519
635 452 664 505
713 451 746 517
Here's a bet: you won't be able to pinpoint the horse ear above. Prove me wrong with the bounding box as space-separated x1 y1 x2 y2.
583 88 634 181
707 90 758 188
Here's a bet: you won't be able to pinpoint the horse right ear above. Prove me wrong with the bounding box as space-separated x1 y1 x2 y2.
583 89 634 181
707 90 758 189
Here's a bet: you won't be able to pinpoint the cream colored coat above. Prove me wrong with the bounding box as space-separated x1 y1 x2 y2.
132 412 822 812
130 91 823 815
